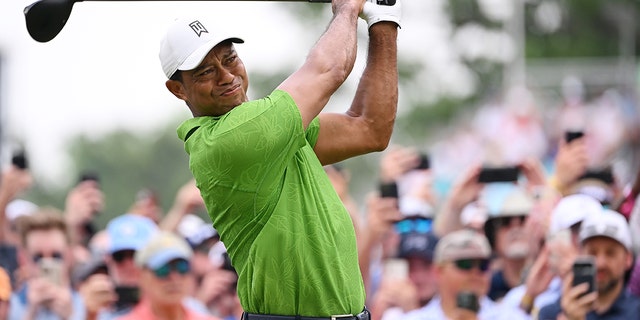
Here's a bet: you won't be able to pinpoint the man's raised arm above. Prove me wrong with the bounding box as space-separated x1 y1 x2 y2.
315 0 401 164
277 0 365 129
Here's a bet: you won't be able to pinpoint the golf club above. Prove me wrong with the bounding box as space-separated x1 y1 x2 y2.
24 0 332 43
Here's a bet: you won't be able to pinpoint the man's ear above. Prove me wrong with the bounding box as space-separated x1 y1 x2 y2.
166 80 187 101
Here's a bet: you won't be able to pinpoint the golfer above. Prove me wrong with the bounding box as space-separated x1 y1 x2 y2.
160 0 401 318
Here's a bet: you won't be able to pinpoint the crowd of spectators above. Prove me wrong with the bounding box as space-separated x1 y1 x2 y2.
0 81 639 320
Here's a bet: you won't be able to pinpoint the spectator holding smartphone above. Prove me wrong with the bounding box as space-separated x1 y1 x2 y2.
404 229 528 320
116 231 220 320
9 208 85 320
538 210 640 319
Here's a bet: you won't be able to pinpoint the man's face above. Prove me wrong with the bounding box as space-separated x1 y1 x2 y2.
107 249 140 286
24 229 70 276
436 258 491 299
168 42 249 117
493 215 530 259
407 257 437 305
140 259 191 304
581 236 631 294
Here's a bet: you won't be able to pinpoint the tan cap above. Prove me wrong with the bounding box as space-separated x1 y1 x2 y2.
434 229 492 263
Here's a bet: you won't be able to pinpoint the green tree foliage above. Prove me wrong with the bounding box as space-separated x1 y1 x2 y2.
27 120 193 229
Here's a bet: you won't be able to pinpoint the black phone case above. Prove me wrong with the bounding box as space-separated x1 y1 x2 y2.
478 167 520 183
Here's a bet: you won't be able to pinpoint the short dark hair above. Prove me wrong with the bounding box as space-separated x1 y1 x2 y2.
170 70 183 82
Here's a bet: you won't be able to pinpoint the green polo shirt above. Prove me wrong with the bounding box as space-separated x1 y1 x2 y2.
177 90 365 316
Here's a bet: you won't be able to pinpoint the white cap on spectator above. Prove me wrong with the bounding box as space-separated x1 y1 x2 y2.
548 194 602 235
6 199 38 221
579 209 632 252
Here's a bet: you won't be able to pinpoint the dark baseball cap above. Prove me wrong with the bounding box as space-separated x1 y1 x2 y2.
398 231 439 261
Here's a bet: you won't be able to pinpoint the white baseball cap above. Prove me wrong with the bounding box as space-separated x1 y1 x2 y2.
159 17 244 79
548 194 602 235
579 209 632 252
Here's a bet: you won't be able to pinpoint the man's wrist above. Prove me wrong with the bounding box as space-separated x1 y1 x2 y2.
519 293 534 314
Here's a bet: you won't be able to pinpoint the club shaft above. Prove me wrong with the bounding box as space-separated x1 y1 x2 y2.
76 0 331 2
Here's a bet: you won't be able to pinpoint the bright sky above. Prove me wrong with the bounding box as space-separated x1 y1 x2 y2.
0 0 493 186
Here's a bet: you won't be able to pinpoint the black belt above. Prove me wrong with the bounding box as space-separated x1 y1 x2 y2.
242 308 370 320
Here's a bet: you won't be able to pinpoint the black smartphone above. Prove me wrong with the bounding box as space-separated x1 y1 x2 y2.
579 168 614 185
415 153 430 170
572 256 596 297
114 286 140 308
565 130 585 143
379 182 399 199
11 150 28 170
456 291 480 313
477 166 520 183
78 171 100 184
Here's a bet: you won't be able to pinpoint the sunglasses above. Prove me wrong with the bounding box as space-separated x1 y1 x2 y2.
112 250 135 263
395 218 433 235
32 251 63 263
491 215 526 229
453 259 491 272
153 259 190 279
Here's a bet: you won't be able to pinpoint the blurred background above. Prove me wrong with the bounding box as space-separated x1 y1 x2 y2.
0 0 638 228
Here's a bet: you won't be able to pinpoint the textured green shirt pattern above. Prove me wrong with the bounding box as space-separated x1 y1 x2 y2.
176 90 365 316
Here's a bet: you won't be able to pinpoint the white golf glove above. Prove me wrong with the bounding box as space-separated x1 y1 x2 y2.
359 0 402 29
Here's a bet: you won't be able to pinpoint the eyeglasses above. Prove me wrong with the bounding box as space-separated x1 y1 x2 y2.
453 259 491 272
491 215 526 229
153 259 190 279
32 251 63 263
112 250 135 263
395 218 433 235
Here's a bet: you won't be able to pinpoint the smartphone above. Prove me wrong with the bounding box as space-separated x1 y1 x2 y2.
477 166 520 183
11 150 28 170
383 258 408 280
456 291 480 313
379 182 399 199
38 257 64 286
376 0 396 5
579 168 614 185
572 256 596 296
78 170 100 184
415 153 430 170
114 286 140 308
565 130 585 143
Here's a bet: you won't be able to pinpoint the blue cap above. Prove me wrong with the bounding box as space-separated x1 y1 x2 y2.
106 214 158 254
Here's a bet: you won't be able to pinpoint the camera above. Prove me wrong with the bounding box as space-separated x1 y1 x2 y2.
565 130 584 143
456 291 480 313
379 182 399 199
11 150 28 170
477 166 520 183
415 153 430 170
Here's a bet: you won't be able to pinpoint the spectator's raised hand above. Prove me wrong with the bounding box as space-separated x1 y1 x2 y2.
370 276 419 318
522 246 555 306
64 180 104 228
559 272 597 320
78 273 117 317
445 163 484 212
0 165 33 202
519 157 547 189
379 146 422 183
195 269 238 305
554 138 588 193
366 193 402 241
